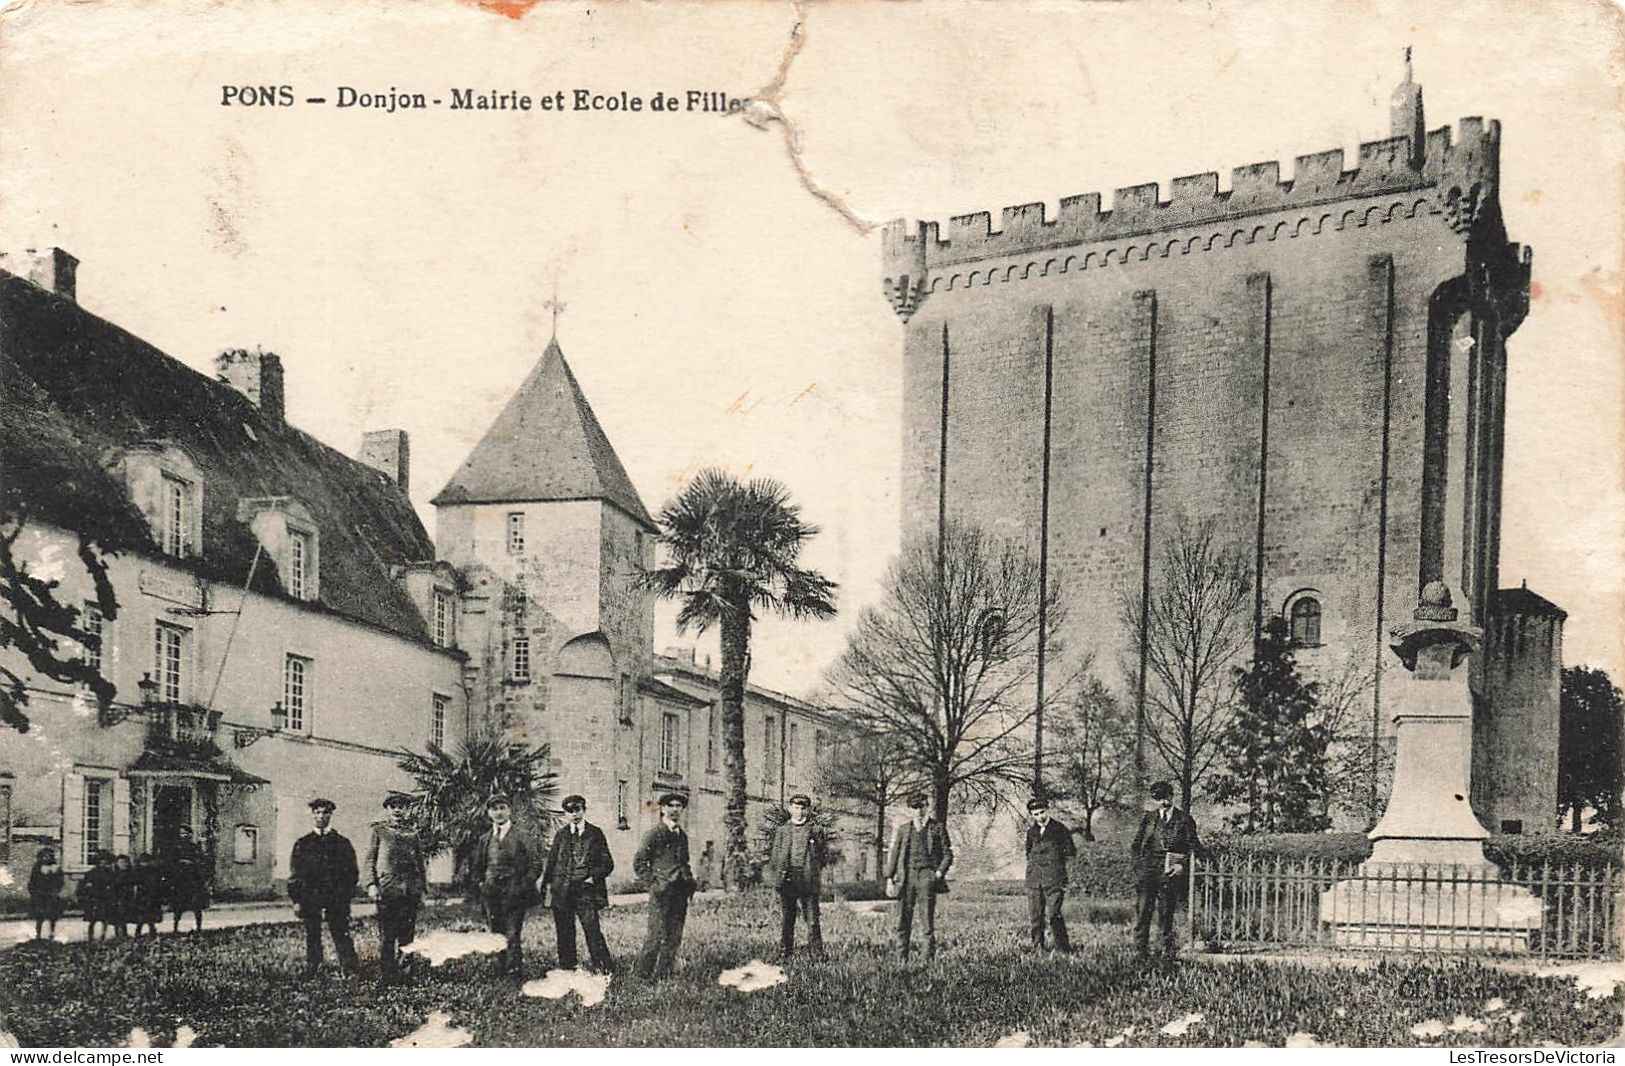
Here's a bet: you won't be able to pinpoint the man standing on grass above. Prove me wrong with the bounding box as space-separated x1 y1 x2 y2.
288 797 360 978
1130 780 1201 963
768 793 827 961
1024 796 1076 953
885 794 953 961
540 793 616 974
633 792 696 980
367 792 427 986
467 793 540 977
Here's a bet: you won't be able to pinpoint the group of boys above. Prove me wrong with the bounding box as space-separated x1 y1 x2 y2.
287 778 1201 983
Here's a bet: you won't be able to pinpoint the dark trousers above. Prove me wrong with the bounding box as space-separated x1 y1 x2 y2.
778 877 823 957
377 896 420 977
552 889 613 972
302 901 358 972
634 888 689 979
896 874 937 958
483 895 527 974
1134 875 1180 955
1027 884 1070 951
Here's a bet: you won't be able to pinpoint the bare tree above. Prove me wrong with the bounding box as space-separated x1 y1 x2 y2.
1119 516 1252 811
1313 656 1382 827
815 728 910 877
827 522 1062 821
1049 675 1135 840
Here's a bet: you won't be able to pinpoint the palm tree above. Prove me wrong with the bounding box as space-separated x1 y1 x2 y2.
397 731 558 889
643 469 837 889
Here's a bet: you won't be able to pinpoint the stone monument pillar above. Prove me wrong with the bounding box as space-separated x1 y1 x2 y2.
1319 582 1543 949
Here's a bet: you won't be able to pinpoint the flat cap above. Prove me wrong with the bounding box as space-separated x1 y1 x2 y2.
658 792 688 808
1026 797 1049 812
788 793 811 806
1148 781 1174 800
561 794 587 811
383 793 414 809
905 794 928 810
308 797 336 811
486 793 512 808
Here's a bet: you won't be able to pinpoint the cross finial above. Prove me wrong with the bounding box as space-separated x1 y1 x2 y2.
544 285 566 341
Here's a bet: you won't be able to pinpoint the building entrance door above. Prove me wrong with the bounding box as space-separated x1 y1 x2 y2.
152 784 193 855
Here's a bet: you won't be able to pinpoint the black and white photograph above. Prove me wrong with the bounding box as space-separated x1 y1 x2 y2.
0 0 1621 1050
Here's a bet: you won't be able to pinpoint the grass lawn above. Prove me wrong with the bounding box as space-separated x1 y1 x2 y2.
0 886 1618 1047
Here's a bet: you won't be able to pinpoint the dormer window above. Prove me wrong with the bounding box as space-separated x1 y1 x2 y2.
122 443 204 560
289 529 312 599
238 497 319 602
396 560 459 650
161 474 193 557
433 588 454 647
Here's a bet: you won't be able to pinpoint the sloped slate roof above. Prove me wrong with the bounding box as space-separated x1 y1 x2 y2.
430 339 655 530
0 272 437 643
1495 585 1567 620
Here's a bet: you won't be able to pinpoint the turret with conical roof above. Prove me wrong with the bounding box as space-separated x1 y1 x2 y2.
435 337 655 782
431 339 654 530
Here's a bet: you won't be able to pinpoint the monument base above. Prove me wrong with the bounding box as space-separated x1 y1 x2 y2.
1319 862 1543 954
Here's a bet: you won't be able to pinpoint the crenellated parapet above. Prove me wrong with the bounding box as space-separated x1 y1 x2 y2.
882 118 1508 319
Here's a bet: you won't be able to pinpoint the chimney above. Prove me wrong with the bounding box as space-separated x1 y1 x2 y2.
215 347 285 425
359 429 411 494
0 247 79 301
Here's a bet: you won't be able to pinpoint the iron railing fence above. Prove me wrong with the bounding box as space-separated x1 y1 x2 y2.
1189 853 1621 959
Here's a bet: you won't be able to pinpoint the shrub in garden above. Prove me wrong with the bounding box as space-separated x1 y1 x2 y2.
1483 830 1623 873
1067 840 1140 898
1203 832 1370 866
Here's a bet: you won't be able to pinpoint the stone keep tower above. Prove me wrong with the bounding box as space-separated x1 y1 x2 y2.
433 339 656 855
880 65 1559 829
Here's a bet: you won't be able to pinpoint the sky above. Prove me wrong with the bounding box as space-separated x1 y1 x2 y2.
1 0 1620 693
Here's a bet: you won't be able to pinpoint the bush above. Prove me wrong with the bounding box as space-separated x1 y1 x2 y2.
1484 830 1623 873
1204 832 1370 865
1069 840 1139 898
1201 830 1625 873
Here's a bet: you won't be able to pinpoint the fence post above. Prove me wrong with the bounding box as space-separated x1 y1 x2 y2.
1187 850 1197 947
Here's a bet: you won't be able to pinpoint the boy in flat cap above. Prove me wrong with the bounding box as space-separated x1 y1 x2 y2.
768 793 826 960
1130 780 1201 962
632 792 696 980
367 792 427 985
288 798 360 977
466 793 540 976
540 794 615 973
1024 796 1076 952
885 794 953 961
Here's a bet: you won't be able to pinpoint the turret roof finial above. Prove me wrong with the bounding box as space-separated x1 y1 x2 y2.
544 283 566 342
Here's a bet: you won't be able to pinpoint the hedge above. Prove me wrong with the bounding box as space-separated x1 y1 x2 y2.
1205 830 1623 872
1067 830 1621 898
1069 841 1140 898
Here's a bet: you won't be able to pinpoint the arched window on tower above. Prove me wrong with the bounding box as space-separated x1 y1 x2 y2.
1289 596 1322 648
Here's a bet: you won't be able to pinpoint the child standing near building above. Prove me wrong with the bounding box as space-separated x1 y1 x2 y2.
131 854 165 938
77 851 113 941
27 847 65 940
110 854 136 939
